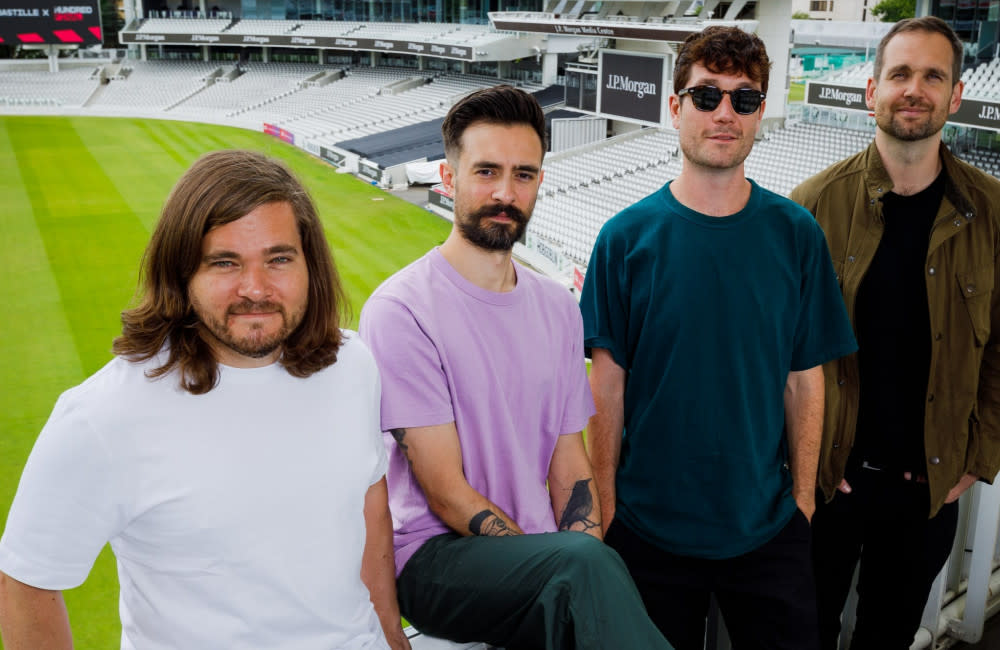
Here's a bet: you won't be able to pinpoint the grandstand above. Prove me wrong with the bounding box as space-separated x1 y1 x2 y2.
2 46 1000 264
2 7 1000 648
0 66 100 107
964 58 1000 101
2 50 999 267
90 60 221 111
136 18 233 33
803 57 1000 101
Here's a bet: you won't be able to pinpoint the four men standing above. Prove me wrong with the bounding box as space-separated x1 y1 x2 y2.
2 18 999 650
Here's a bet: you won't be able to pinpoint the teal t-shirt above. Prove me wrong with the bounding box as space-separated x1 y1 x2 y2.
580 180 856 559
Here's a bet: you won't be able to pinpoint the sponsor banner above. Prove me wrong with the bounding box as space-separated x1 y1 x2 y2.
491 17 700 42
598 50 667 125
951 97 1000 133
807 82 1000 132
805 82 868 111
573 266 585 293
0 0 102 45
534 237 563 268
120 31 474 59
319 146 346 167
263 123 294 144
428 186 455 213
358 161 382 183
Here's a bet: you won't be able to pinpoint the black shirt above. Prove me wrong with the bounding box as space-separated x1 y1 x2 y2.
852 172 946 475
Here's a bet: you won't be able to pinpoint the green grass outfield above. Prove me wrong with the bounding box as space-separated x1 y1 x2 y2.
0 115 450 646
788 81 805 103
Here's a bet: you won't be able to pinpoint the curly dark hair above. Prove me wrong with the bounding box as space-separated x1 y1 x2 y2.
673 25 771 95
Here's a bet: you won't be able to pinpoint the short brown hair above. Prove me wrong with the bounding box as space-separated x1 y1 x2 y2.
874 16 963 85
673 25 771 95
113 150 347 394
442 84 547 161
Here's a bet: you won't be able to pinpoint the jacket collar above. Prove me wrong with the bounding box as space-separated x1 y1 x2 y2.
863 140 976 223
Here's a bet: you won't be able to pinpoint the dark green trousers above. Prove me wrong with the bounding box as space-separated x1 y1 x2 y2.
397 531 674 650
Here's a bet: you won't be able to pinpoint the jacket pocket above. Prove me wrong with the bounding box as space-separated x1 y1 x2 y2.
957 266 994 346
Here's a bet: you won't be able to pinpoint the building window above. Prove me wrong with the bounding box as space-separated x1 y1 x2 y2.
810 0 833 10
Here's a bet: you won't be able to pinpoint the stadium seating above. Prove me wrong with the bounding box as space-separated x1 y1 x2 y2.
963 58 1000 100
2 52 999 271
137 18 232 33
225 19 303 35
744 122 872 197
169 62 328 123
811 56 1000 100
88 60 220 111
529 119 999 267
960 147 1000 175
0 66 100 107
528 129 682 266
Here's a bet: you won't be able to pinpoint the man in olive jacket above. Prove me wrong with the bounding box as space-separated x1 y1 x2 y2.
790 16 1000 650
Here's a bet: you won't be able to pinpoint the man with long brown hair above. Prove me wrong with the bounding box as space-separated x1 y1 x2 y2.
0 150 409 650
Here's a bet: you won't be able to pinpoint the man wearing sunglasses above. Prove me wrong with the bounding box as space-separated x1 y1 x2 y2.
791 17 1000 649
581 26 856 649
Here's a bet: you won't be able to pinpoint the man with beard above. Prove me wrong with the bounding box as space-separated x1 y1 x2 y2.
0 150 409 650
359 86 672 650
790 17 1000 649
581 27 856 649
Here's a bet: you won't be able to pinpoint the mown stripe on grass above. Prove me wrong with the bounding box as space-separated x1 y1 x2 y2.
2 117 125 650
0 118 87 520
11 118 150 376
72 117 188 232
172 119 252 155
135 118 192 168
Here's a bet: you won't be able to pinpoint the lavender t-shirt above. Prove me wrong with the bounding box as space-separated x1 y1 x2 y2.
359 248 595 575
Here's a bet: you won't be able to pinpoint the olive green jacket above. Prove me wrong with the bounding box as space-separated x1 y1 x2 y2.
790 142 1000 517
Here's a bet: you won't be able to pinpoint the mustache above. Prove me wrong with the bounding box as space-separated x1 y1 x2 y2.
472 204 529 225
227 300 284 315
896 99 933 110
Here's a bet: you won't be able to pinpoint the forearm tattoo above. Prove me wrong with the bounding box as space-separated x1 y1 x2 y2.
390 428 412 465
469 509 518 536
557 479 600 532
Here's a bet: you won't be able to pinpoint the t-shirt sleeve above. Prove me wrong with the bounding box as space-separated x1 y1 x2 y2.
791 220 859 371
367 358 390 487
0 395 122 590
580 224 630 371
359 295 455 432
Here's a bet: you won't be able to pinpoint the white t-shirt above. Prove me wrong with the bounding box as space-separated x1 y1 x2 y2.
0 333 390 650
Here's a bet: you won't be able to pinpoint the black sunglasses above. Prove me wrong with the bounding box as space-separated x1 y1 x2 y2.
677 85 766 115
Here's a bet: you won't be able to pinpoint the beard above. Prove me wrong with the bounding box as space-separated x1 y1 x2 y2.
457 203 530 252
876 99 948 142
679 128 754 172
196 299 303 361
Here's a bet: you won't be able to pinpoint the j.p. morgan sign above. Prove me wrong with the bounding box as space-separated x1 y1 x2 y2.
598 50 668 126
806 81 1000 132
951 97 1000 133
806 82 867 110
